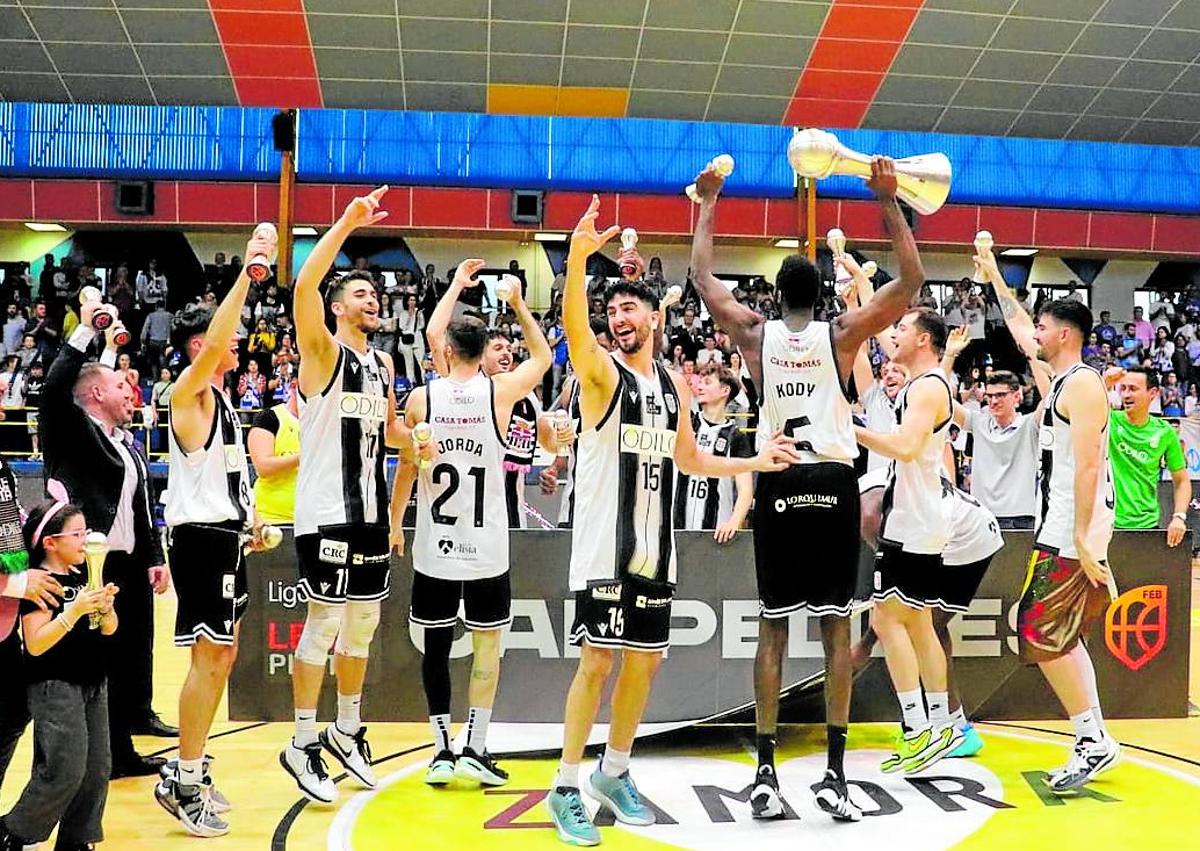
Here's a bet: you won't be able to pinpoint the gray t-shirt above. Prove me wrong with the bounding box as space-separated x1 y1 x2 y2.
964 408 1040 519
861 382 898 471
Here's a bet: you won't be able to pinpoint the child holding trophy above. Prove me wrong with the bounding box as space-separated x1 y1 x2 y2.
0 495 118 851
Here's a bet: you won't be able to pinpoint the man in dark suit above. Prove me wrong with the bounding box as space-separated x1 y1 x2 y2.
40 299 175 778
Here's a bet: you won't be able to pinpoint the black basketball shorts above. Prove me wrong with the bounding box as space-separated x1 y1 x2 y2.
170 521 247 646
296 523 391 604
409 570 512 631
570 575 673 652
753 461 863 618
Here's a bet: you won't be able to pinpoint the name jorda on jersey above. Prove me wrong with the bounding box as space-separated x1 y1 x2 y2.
339 391 388 421
620 424 676 458
436 437 488 457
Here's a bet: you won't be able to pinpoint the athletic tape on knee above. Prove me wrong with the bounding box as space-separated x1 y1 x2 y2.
294 602 343 665
335 601 381 658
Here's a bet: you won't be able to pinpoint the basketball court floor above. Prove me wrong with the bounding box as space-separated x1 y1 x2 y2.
4 569 1197 850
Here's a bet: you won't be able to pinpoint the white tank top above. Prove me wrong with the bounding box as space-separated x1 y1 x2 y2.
758 319 857 464
294 344 391 536
1036 362 1115 560
569 357 681 591
942 481 1003 567
880 369 954 554
165 387 251 528
414 373 510 580
861 382 898 471
557 383 582 528
673 414 745 530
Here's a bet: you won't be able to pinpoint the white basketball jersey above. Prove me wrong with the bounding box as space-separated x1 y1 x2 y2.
879 369 954 555
1036 362 1115 560
294 344 390 536
556 384 582 528
165 387 251 528
414 373 509 580
758 319 857 464
569 358 681 591
941 481 1003 567
673 414 749 530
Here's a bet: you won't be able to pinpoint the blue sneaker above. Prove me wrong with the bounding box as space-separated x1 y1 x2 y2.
546 786 600 846
586 768 655 826
949 723 984 758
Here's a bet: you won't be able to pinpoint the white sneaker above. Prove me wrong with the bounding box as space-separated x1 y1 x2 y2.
279 740 338 804
320 723 377 788
750 765 785 819
1048 735 1121 793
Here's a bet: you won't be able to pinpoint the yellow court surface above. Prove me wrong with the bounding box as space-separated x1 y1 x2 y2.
3 569 1199 851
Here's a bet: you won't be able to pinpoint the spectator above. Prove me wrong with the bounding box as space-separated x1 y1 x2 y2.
1082 333 1104 368
726 349 753 414
248 371 300 525
1094 310 1118 347
1172 333 1191 383
1150 326 1175 374
136 259 168 311
2 305 26 356
1149 291 1175 332
247 318 277 374
396 293 426 386
236 359 266 411
39 305 172 779
255 284 283 325
546 311 568 400
696 333 724 366
23 302 59 363
141 302 173 372
36 254 57 303
1116 323 1141 368
0 501 117 851
1162 372 1185 417
107 265 137 319
24 362 44 460
1059 280 1083 302
61 299 80 340
374 291 397 357
1 263 31 308
1105 366 1190 547
124 368 143 408
272 333 296 371
151 367 174 412
1132 305 1154 350
0 356 23 409
16 335 38 371
1186 382 1200 418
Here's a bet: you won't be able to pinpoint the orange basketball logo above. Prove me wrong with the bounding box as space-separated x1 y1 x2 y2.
1105 585 1168 671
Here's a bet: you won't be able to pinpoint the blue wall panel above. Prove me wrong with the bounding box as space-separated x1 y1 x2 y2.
1 101 1198 214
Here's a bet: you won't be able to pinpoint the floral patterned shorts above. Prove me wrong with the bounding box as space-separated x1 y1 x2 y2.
1017 549 1110 665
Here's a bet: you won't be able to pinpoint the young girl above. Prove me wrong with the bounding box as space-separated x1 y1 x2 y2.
0 500 118 851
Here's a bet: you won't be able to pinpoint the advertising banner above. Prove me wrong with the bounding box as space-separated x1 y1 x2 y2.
230 530 1189 725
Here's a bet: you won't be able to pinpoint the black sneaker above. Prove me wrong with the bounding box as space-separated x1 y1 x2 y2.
811 769 862 822
454 746 510 786
424 749 456 786
750 764 785 819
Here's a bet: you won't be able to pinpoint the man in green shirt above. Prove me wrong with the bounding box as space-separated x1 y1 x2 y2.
1105 366 1190 546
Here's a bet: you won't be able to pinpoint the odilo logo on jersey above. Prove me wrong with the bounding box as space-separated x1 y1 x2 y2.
339 392 388 421
620 424 676 458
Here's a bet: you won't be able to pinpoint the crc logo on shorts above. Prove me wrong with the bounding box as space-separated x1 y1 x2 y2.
621 425 676 458
438 538 454 555
1105 584 1167 671
590 583 621 601
221 574 235 600
339 392 388 422
318 538 349 565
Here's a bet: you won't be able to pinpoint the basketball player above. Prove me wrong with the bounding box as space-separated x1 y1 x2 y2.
154 229 272 837
424 261 553 528
1023 299 1118 792
280 187 403 804
673 366 754 539
545 197 798 847
690 158 924 820
389 259 550 788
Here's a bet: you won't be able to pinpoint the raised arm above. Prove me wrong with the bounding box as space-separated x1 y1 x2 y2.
426 258 484 376
494 274 553 404
564 196 621 400
690 166 765 353
941 326 970 378
833 158 925 357
976 249 1036 358
294 186 389 393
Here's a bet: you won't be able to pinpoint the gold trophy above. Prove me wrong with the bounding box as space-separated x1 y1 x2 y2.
972 230 994 284
685 154 735 202
246 222 278 283
787 128 952 215
83 531 109 630
412 422 433 470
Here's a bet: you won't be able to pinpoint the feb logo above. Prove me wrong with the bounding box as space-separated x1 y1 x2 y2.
1105 585 1167 671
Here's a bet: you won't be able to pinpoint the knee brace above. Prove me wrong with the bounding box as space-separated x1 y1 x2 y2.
335 600 381 658
294 602 343 665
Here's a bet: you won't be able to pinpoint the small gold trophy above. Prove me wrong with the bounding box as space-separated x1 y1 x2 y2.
83 531 109 630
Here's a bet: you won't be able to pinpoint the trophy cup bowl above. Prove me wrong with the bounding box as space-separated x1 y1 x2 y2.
246 222 279 283
413 422 433 470
788 128 952 216
83 531 109 630
554 409 572 458
972 230 994 284
861 260 878 280
686 154 735 203
826 227 847 256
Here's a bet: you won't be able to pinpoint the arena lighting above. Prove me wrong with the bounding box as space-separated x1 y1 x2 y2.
1001 247 1038 256
292 226 318 236
23 222 66 232
533 232 568 242
774 238 800 249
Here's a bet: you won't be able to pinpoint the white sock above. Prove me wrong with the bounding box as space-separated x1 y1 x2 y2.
950 707 968 729
555 761 580 789
177 757 203 788
1070 709 1102 743
466 707 492 754
336 693 363 736
294 708 318 748
601 747 631 779
897 689 927 733
429 714 452 754
927 692 950 729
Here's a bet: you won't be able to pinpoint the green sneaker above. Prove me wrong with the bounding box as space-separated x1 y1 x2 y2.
547 785 601 846
881 728 931 774
586 768 655 826
902 726 964 775
424 749 456 786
